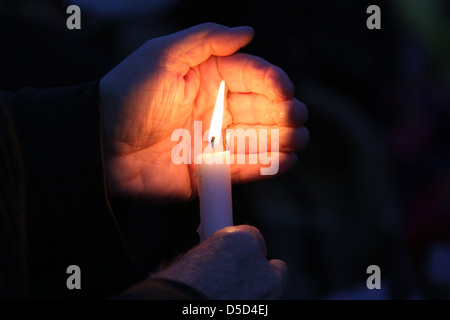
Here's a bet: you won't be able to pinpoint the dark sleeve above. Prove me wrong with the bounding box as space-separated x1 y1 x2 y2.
110 278 210 300
4 81 131 298
3 82 209 300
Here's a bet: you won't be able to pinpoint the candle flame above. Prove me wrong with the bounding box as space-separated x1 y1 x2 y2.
208 80 226 148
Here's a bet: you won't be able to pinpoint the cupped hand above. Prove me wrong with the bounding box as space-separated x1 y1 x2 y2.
100 23 309 202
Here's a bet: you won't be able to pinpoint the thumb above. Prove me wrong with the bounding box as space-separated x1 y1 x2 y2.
154 23 254 75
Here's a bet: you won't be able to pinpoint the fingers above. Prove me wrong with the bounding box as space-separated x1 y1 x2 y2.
159 23 254 75
218 53 294 101
226 124 310 153
228 93 308 127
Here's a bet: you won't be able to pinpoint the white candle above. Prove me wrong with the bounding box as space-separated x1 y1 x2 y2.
197 81 233 241
197 151 232 241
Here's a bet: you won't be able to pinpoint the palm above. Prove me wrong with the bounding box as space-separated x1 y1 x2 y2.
138 57 227 201
103 55 227 201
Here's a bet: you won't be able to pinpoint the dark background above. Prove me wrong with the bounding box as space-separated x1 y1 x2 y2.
1 0 449 299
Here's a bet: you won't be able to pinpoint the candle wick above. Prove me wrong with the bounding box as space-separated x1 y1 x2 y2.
211 136 215 151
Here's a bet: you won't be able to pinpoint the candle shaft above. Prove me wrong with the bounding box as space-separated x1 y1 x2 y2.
197 151 233 241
